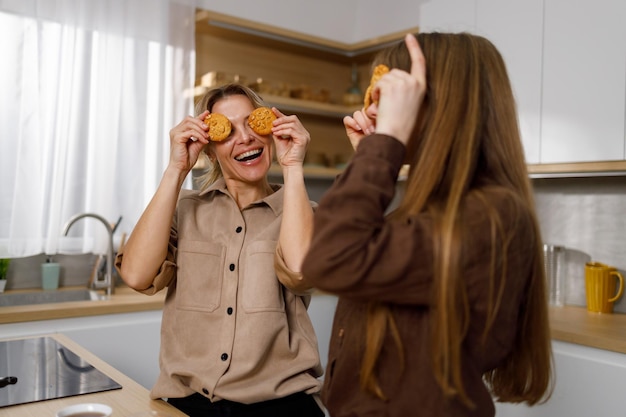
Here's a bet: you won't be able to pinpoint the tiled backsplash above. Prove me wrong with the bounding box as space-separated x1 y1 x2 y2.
306 174 626 314
533 176 626 313
4 253 102 290
5 175 625 314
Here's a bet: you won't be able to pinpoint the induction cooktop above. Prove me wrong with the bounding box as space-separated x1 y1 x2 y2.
0 336 122 407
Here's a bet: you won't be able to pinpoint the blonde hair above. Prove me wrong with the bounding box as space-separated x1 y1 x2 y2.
361 32 553 407
194 83 266 191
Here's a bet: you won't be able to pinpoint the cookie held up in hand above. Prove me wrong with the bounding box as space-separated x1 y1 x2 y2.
204 113 232 142
363 64 390 109
248 107 277 135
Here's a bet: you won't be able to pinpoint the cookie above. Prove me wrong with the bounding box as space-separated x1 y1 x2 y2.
204 113 232 142
364 64 390 108
248 107 276 135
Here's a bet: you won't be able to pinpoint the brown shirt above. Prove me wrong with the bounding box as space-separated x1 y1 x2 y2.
302 135 537 417
116 178 323 404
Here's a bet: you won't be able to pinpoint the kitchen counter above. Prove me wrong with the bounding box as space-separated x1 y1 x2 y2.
1 287 625 355
0 333 186 417
549 305 626 354
0 286 165 324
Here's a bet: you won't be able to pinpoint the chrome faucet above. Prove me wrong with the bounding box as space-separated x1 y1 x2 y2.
62 213 116 296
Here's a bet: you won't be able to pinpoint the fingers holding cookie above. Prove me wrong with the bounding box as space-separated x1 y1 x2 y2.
168 111 212 171
171 111 210 145
271 108 310 145
343 109 375 151
364 64 390 109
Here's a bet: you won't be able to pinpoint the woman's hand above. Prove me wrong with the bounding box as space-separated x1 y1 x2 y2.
271 107 310 168
374 34 427 145
343 109 375 151
167 110 210 173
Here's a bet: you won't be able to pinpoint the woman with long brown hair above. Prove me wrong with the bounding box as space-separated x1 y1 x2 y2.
302 33 553 416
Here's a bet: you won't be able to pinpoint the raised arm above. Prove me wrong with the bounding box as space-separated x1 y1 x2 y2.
271 108 314 293
117 111 210 290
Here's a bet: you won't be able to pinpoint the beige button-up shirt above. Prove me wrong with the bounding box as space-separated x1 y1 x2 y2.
116 178 323 404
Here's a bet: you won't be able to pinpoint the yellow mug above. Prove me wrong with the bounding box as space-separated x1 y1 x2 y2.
585 262 624 314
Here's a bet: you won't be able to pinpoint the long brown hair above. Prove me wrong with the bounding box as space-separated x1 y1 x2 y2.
361 32 553 407
194 83 266 191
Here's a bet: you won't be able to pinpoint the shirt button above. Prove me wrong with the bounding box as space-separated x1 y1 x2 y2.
227 307 233 315
229 263 235 271
236 226 243 233
202 388 209 395
221 353 228 361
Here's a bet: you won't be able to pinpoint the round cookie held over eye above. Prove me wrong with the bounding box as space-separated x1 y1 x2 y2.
364 64 390 108
248 107 277 135
204 113 232 142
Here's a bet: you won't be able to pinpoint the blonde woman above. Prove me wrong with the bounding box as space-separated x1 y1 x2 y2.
117 84 324 417
302 33 553 416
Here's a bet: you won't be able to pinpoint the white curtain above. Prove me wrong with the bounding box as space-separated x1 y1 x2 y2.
0 0 197 257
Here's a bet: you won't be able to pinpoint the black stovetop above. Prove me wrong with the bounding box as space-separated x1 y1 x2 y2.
0 336 122 407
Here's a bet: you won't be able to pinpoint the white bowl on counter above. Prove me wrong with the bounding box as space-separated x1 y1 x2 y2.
56 402 112 417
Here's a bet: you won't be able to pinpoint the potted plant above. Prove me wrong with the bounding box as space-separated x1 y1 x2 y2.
0 258 9 293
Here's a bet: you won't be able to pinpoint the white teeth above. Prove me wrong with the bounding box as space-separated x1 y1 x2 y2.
235 149 262 161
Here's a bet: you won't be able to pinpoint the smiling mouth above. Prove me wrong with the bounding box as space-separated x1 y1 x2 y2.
235 148 263 162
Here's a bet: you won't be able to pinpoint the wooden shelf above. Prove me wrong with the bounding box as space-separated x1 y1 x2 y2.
198 160 626 181
192 88 360 119
194 8 412 162
268 165 342 180
280 161 626 181
268 164 410 181
195 10 419 64
260 94 360 118
528 160 626 178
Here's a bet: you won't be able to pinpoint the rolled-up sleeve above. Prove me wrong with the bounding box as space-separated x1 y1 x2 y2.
274 242 315 296
114 229 178 295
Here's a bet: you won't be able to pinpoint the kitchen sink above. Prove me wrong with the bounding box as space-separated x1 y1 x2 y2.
0 289 106 307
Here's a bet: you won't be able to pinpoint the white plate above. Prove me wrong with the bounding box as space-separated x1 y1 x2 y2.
56 403 113 417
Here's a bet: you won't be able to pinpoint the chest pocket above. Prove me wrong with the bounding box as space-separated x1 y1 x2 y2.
242 240 285 313
176 240 225 313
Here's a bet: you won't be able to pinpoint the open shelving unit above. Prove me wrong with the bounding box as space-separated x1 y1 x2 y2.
194 10 626 180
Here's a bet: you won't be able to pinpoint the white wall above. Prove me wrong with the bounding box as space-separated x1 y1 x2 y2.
197 0 358 42
352 0 427 40
197 0 474 43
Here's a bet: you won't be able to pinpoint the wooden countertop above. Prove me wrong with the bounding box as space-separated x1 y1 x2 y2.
1 333 187 417
549 305 626 354
0 286 165 324
1 288 625 355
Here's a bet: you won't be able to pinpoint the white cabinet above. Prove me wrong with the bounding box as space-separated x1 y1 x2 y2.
476 0 544 164
0 311 162 389
541 0 626 163
63 312 162 390
416 0 476 33
495 340 626 417
308 293 338 370
0 297 337 390
201 2 626 167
